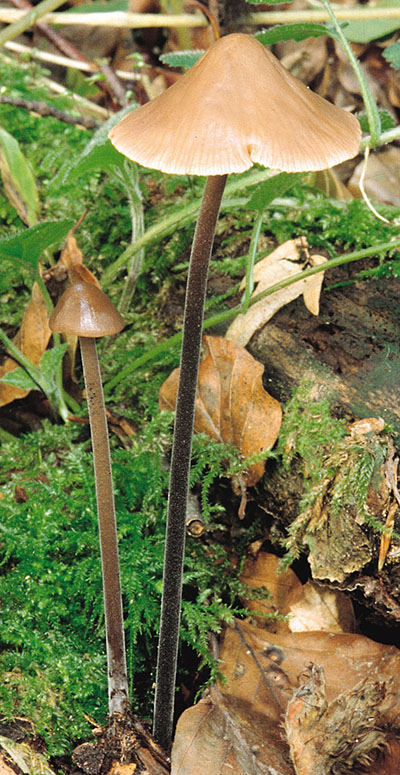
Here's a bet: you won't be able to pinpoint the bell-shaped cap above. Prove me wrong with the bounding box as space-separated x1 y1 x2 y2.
109 33 361 176
49 281 125 337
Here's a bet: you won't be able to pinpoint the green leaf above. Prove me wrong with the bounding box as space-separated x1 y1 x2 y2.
343 0 400 43
60 105 136 184
0 221 73 271
383 39 400 68
66 0 128 11
0 126 39 227
39 344 68 385
0 367 39 392
255 23 334 45
357 110 395 133
245 172 301 213
160 50 204 69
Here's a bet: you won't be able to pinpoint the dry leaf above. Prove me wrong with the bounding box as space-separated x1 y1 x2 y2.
240 552 302 631
226 238 326 346
59 236 100 287
159 336 282 509
302 254 328 316
0 282 51 407
240 553 354 634
288 580 355 634
172 622 400 775
348 146 400 206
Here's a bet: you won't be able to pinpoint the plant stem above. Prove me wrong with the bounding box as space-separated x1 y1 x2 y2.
0 0 66 46
153 174 227 750
242 211 263 313
320 0 381 145
79 336 129 717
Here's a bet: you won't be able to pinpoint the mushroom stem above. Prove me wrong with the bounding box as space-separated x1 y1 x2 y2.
79 335 129 717
153 174 227 749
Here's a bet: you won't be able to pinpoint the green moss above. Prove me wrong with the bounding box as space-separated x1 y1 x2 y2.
0 419 253 755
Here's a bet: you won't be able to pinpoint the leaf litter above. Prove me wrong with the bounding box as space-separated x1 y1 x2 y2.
171 553 400 775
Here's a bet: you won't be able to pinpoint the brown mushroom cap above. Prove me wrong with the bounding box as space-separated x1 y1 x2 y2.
49 281 125 337
109 33 361 176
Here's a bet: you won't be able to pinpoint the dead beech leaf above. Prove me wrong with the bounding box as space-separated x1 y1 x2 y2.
240 553 354 634
0 282 50 406
288 580 355 634
59 236 100 287
348 146 400 206
240 552 302 632
226 238 326 346
172 622 400 775
159 336 282 500
302 254 328 316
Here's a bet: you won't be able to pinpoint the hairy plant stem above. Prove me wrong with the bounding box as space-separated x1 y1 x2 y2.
320 0 381 145
153 174 227 750
79 335 129 717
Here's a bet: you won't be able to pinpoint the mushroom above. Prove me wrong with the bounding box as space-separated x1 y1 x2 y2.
49 281 128 717
109 32 361 748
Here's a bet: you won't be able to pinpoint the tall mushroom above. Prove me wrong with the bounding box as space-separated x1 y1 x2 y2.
49 281 129 718
109 32 361 749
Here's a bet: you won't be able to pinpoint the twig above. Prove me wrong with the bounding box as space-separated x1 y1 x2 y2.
5 40 140 81
0 95 99 128
0 10 207 29
1 6 400 28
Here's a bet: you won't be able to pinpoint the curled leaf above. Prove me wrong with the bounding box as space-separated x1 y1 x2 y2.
159 336 282 508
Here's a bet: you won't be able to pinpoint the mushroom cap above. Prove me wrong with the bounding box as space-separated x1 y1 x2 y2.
109 33 361 176
49 281 125 337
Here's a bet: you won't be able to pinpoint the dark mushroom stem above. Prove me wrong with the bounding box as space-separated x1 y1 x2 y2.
153 174 228 749
79 335 129 717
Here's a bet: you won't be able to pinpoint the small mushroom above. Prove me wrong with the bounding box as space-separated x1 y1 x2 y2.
109 32 361 748
49 281 128 717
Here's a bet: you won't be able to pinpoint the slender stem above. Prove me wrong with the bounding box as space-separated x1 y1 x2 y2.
242 211 263 313
320 0 381 145
79 336 129 717
153 174 227 750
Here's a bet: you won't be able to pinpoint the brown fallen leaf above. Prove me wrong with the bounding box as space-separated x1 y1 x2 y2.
171 622 400 775
159 336 282 515
59 235 100 287
348 146 400 206
0 282 51 407
240 552 302 632
225 239 327 346
288 580 355 634
240 552 354 634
